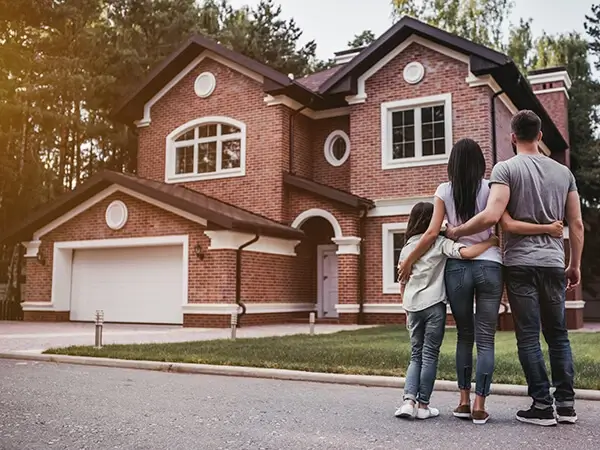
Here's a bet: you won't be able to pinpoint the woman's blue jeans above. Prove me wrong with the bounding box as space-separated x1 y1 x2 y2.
445 259 503 397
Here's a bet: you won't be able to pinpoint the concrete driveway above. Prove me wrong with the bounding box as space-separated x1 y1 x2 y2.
0 321 372 354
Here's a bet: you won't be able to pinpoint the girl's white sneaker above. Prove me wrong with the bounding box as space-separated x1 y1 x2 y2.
416 406 440 420
395 400 417 419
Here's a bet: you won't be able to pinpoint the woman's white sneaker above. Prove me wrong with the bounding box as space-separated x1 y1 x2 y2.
416 406 440 420
395 400 417 419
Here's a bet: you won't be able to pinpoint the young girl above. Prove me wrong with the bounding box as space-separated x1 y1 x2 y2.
395 202 499 420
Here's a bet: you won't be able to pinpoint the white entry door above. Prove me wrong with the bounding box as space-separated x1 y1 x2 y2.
318 245 339 318
69 245 184 324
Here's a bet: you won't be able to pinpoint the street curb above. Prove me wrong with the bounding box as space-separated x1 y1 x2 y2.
2 351 600 401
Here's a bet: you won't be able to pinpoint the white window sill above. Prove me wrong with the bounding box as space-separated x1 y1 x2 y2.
382 155 449 170
383 283 401 295
165 170 245 183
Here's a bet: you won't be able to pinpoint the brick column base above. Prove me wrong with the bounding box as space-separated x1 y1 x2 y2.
23 311 69 322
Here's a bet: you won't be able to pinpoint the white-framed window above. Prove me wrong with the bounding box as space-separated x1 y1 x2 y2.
165 116 246 183
382 222 408 294
380 93 452 170
324 130 350 167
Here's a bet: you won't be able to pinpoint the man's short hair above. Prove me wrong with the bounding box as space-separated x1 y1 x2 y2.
511 110 542 142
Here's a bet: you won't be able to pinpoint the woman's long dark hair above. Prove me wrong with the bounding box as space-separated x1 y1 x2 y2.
405 202 434 244
447 138 486 223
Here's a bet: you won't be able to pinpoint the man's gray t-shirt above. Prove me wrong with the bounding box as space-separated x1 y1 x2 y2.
490 154 577 267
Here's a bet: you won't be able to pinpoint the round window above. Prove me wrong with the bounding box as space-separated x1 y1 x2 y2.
324 130 350 167
194 72 216 98
105 200 128 230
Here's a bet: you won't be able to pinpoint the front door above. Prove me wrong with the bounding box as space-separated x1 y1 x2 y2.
318 245 339 318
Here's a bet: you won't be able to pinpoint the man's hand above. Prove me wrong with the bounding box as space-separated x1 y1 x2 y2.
398 260 413 283
545 221 564 238
566 265 581 291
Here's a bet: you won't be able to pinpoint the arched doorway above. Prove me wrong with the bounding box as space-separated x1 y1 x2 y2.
292 210 341 318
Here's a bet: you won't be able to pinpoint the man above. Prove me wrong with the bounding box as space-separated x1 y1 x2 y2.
447 110 584 427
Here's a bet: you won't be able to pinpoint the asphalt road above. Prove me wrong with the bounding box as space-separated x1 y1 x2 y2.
1 360 599 450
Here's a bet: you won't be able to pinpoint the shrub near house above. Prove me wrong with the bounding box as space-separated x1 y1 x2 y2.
1 17 583 329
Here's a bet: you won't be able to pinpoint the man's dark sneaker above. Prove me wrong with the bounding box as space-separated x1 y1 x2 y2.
452 404 471 419
516 405 557 427
556 407 578 424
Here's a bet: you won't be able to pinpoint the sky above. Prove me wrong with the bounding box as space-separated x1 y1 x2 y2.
228 0 595 61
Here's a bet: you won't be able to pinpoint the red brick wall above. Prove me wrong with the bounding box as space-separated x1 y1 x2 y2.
289 113 313 179
494 98 514 164
532 80 570 166
363 215 409 304
349 43 491 199
312 116 351 191
138 58 287 222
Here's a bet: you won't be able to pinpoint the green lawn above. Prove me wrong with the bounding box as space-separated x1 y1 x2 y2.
45 326 600 390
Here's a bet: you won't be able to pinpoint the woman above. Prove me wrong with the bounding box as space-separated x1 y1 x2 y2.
398 138 562 424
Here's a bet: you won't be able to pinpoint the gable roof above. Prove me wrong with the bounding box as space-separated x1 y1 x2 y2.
0 171 304 244
316 16 567 153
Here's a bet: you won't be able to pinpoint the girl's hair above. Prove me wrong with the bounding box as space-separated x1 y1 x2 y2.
405 202 434 244
447 138 486 223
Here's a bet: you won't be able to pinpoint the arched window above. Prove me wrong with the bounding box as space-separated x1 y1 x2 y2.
165 116 246 182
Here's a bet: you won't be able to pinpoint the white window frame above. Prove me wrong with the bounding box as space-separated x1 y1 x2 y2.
165 116 246 183
381 93 453 170
324 130 350 167
382 222 408 294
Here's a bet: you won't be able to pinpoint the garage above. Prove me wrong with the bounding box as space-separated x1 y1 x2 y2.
69 245 184 324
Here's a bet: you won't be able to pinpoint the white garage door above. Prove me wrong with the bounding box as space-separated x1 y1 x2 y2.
70 245 184 324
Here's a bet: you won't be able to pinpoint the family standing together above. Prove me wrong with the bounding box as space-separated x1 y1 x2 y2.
394 110 584 427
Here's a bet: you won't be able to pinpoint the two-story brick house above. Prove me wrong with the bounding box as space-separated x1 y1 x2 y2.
3 17 583 329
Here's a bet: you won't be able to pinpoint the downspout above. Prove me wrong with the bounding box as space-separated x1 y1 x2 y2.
491 89 509 319
357 207 368 325
288 106 307 174
235 234 259 327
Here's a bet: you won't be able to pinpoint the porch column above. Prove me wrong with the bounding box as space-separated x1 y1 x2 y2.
332 236 361 324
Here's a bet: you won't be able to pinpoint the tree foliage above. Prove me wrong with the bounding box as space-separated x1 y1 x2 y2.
348 30 376 49
0 0 324 240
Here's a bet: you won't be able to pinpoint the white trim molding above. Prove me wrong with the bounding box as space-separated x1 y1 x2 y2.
135 51 263 127
534 87 570 99
381 93 453 170
22 240 42 258
51 235 189 312
204 230 300 256
528 71 572 90
367 196 434 218
332 236 361 255
566 300 585 309
165 116 246 183
335 303 360 314
20 301 61 312
382 222 408 294
324 130 350 167
182 302 316 315
32 185 207 240
466 73 552 157
346 35 470 104
290 208 344 239
263 95 350 120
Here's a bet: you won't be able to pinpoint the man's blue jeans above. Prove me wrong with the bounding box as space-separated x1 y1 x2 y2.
445 259 503 397
404 302 446 405
505 266 575 409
